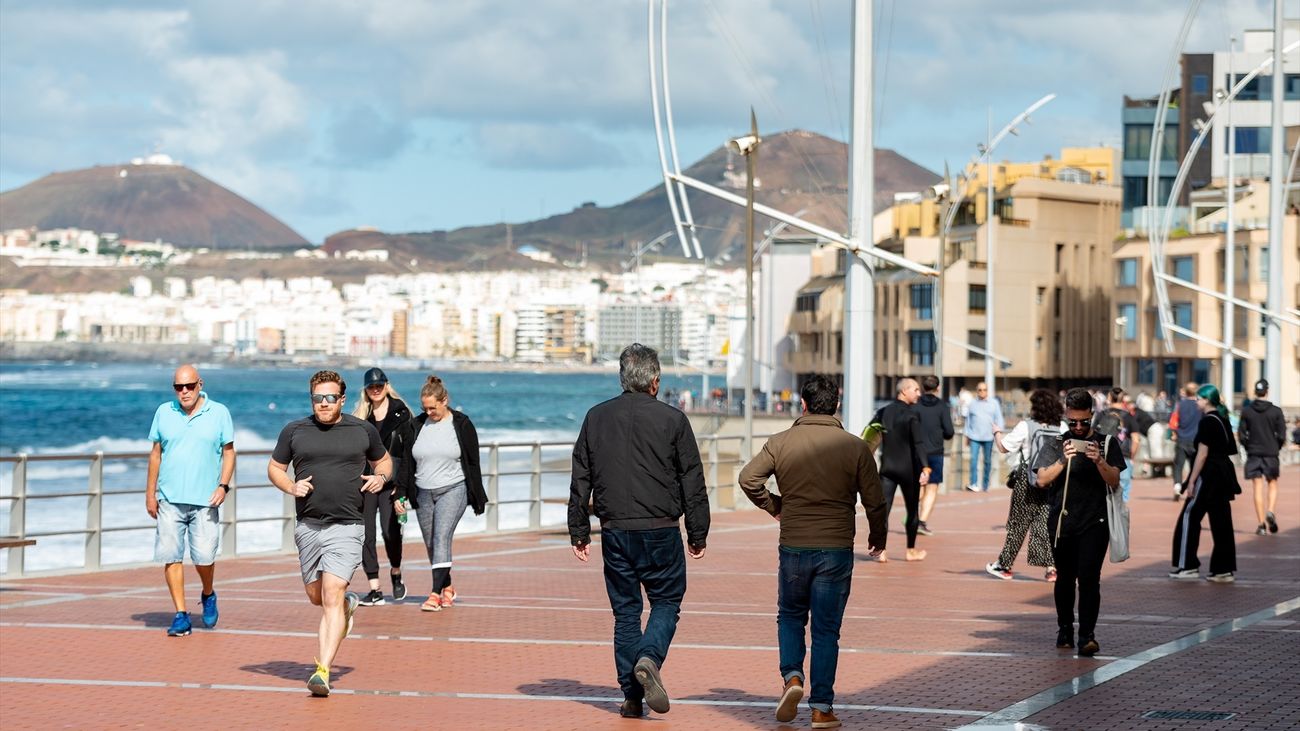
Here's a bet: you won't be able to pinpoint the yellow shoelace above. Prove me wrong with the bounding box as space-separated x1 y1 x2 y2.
313 658 330 679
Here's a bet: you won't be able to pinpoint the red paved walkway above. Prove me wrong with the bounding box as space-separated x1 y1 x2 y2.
2 469 1297 730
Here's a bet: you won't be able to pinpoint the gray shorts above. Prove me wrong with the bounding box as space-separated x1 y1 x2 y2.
294 519 364 585
1244 455 1280 480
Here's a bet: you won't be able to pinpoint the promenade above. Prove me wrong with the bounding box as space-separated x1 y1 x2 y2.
2 469 1297 730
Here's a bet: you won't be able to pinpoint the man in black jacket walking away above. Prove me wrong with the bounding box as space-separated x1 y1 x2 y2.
1238 380 1287 536
913 375 953 535
569 343 710 719
871 378 930 561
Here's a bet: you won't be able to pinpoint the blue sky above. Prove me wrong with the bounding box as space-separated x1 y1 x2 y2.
0 0 1275 243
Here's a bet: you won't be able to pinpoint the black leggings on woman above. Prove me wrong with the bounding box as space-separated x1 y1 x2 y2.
881 476 920 549
361 485 403 581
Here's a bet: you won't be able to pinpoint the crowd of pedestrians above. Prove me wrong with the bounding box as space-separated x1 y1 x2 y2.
140 354 1292 722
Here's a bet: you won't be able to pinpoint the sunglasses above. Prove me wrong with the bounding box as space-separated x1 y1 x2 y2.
173 382 199 392
311 393 343 404
1066 418 1091 427
365 383 386 390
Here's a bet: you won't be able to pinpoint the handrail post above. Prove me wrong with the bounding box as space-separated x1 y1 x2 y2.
222 473 238 557
281 466 296 552
486 445 500 534
529 442 542 530
86 452 103 571
7 455 27 577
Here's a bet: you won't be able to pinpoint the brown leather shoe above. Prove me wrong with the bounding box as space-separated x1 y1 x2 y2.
775 676 803 722
811 708 841 729
619 699 644 718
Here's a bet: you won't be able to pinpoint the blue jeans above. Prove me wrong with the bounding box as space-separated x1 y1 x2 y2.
969 439 993 489
777 547 854 712
601 527 687 702
1119 460 1131 502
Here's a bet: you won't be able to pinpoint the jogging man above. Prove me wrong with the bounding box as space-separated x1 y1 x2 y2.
913 375 953 536
146 364 235 637
1238 380 1286 536
268 370 390 696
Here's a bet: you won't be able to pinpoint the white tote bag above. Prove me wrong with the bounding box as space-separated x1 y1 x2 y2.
1104 436 1130 563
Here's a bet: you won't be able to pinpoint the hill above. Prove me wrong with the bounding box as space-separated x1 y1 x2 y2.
324 129 939 267
0 159 308 250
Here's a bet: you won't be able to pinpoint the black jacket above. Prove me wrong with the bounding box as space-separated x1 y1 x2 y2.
393 409 487 515
365 398 412 486
913 393 954 456
568 391 709 548
1238 399 1286 457
872 400 927 484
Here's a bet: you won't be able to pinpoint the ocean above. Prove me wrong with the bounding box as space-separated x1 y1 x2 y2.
0 362 717 573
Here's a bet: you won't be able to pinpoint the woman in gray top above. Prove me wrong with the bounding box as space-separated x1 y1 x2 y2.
394 375 487 611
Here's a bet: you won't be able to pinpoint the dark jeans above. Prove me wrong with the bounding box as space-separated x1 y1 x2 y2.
1172 441 1197 485
1050 523 1108 640
361 485 403 580
777 546 854 713
601 526 687 702
1172 487 1236 574
881 476 920 548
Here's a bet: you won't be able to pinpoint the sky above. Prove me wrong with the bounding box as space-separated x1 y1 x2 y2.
0 0 1278 244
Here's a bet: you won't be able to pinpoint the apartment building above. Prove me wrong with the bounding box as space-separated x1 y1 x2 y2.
597 302 682 363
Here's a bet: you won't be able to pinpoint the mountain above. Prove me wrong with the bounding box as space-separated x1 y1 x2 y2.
324 129 940 268
0 159 308 250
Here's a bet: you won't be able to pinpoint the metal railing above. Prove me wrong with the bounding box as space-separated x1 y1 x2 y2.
0 434 767 578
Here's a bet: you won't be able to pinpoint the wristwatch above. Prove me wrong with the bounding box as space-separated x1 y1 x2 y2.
219 483 231 492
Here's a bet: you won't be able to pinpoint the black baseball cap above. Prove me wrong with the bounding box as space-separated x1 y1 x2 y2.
1254 379 1268 396
363 367 388 388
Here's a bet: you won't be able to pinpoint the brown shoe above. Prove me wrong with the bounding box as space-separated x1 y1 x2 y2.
619 699 644 718
775 676 803 722
811 708 841 728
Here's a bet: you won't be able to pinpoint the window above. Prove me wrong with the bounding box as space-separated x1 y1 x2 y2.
1137 358 1155 385
1123 124 1151 161
910 283 933 321
1233 359 1244 394
1116 259 1137 287
1170 256 1194 282
796 292 821 312
1259 246 1269 281
1171 302 1192 338
1036 287 1045 306
1217 245 1250 284
1035 336 1043 351
1230 73 1300 101
1118 303 1137 340
1123 177 1146 209
1055 243 1064 272
1192 359 1211 385
909 330 936 366
1260 302 1269 337
968 284 987 313
967 330 985 360
1234 127 1270 155
1054 287 1062 318
1053 331 1061 359
1191 74 1209 94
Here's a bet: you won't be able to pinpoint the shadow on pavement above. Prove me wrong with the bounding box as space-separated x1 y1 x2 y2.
516 678 622 715
241 660 354 681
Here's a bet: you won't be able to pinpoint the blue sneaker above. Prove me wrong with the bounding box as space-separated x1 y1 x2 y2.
200 591 218 628
167 611 192 637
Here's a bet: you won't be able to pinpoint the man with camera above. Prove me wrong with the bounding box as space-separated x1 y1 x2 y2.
1032 388 1124 658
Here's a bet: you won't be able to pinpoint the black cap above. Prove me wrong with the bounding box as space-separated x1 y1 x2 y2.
1254 379 1269 396
363 367 388 387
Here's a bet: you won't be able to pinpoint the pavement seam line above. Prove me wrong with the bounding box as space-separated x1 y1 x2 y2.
956 594 1300 728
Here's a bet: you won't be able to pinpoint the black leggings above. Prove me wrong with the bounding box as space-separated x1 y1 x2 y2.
881 476 920 549
361 486 403 580
1050 522 1108 640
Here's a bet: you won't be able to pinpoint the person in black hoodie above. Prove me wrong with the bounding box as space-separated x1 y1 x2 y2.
871 378 930 562
913 375 953 535
568 343 709 719
353 368 413 606
1238 379 1286 536
393 374 487 612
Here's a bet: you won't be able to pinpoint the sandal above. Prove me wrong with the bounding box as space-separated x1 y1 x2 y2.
441 587 456 607
420 594 442 612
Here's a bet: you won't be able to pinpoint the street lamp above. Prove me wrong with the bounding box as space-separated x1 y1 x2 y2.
730 109 759 461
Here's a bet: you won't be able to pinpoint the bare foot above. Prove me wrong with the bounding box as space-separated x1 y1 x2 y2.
905 549 927 561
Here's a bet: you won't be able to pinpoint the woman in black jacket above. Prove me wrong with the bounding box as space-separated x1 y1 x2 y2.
394 375 487 611
1170 385 1241 582
353 368 412 606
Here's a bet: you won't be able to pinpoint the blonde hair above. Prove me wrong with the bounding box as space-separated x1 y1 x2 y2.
352 382 408 419
420 374 449 403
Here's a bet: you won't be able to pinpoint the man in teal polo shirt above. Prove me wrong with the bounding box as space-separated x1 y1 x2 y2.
146 364 236 637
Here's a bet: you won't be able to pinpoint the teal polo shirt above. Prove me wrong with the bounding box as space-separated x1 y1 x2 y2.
149 392 235 506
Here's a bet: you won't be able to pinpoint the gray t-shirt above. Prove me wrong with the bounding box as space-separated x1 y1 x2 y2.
412 416 465 490
272 414 386 524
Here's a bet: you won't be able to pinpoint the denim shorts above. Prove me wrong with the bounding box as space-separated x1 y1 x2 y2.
154 500 220 565
925 454 945 484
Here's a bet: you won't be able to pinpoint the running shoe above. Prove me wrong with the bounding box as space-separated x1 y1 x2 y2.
1206 572 1235 583
917 521 934 536
166 611 192 637
1266 512 1278 534
1078 637 1100 657
391 574 407 601
985 562 1013 580
358 589 385 606
307 659 330 697
1173 482 1182 501
634 657 670 714
1055 629 1074 649
1257 524 1269 536
343 591 359 638
200 591 218 628
1168 568 1199 580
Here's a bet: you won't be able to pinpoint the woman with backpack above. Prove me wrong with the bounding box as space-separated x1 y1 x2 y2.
1170 384 1241 583
986 389 1063 582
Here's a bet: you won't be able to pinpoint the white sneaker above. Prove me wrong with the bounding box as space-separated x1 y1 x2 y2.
1206 572 1235 583
1168 568 1199 580
1172 483 1182 501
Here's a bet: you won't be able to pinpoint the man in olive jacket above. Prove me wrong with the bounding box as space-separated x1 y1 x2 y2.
569 343 709 719
737 374 887 728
